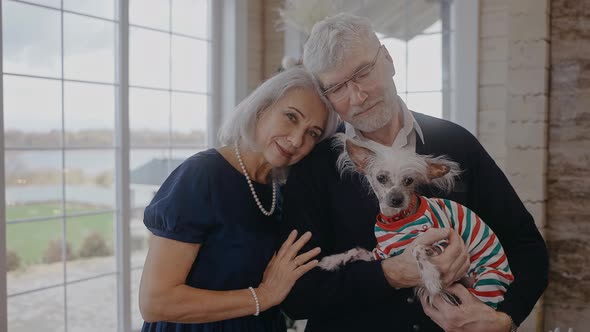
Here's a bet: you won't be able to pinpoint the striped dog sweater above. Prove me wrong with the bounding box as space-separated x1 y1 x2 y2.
372 194 514 308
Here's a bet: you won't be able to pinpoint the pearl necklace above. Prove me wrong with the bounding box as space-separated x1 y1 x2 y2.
234 143 277 216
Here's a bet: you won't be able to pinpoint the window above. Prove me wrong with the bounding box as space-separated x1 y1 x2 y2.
377 0 479 133
378 0 451 119
2 0 214 331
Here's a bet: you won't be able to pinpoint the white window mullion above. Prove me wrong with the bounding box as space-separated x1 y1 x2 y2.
209 0 222 147
168 0 172 162
0 0 7 330
450 0 479 135
115 0 131 331
59 2 68 330
215 0 248 147
441 0 452 122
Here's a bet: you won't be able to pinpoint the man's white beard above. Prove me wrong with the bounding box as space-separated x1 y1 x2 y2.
351 103 394 133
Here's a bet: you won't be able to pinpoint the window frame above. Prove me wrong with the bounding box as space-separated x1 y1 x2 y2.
0 0 234 331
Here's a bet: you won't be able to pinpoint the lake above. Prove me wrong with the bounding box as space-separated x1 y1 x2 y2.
5 148 202 208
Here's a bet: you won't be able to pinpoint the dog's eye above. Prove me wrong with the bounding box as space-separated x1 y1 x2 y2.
402 177 414 186
376 174 389 184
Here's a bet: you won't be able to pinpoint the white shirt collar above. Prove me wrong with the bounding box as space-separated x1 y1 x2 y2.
344 96 425 150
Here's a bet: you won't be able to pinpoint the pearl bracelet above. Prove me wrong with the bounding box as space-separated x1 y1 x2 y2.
248 287 260 316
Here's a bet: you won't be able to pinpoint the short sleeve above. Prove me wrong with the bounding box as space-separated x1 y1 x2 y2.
143 155 215 243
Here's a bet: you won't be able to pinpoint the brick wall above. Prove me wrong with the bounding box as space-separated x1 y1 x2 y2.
544 0 590 330
478 0 510 169
478 1 551 331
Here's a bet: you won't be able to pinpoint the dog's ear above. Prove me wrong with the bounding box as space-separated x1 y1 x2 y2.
426 162 450 180
345 139 375 174
424 156 461 193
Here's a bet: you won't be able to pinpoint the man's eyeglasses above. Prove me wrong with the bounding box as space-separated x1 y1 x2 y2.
322 45 384 103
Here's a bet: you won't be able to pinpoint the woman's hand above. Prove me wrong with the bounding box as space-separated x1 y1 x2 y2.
256 230 320 309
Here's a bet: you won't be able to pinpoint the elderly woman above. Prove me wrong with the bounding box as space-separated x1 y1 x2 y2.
139 67 339 331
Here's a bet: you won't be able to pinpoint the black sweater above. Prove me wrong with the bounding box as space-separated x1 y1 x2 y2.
280 112 548 332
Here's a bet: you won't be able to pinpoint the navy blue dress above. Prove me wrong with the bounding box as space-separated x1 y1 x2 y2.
142 149 286 332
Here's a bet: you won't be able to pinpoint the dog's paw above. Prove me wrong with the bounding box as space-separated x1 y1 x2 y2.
317 256 344 271
349 247 373 262
317 248 373 271
412 244 442 295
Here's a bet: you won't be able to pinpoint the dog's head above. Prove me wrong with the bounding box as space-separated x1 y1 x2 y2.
334 134 461 217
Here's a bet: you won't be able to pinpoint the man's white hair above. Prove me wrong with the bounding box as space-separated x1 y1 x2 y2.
303 13 380 76
218 67 339 150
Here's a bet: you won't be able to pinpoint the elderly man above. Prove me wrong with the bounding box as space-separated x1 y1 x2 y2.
280 13 548 332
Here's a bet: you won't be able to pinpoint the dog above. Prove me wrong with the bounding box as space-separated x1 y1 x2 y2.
318 134 514 308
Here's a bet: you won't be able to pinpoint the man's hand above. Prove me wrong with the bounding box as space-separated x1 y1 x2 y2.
420 283 512 332
381 228 470 288
429 229 470 287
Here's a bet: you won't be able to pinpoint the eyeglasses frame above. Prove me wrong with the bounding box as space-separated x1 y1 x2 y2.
321 44 385 100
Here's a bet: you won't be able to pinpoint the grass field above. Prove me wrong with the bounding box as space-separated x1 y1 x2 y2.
6 203 114 265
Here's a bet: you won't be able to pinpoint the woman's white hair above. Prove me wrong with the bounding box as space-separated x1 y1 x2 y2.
218 66 339 150
303 13 380 75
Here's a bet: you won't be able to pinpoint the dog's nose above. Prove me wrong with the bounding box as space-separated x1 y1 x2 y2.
388 194 404 207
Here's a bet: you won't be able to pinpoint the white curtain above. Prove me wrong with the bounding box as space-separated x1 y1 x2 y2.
279 0 440 41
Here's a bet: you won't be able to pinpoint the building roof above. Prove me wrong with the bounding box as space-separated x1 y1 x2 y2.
131 158 184 186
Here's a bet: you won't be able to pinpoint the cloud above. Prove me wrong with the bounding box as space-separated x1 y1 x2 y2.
3 1 114 77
